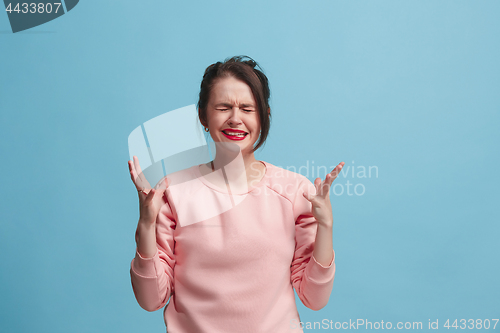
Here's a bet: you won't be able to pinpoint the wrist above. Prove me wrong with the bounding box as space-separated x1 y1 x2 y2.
138 217 156 228
317 218 333 228
135 220 155 242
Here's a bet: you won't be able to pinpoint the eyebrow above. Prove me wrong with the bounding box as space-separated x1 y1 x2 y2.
214 102 255 108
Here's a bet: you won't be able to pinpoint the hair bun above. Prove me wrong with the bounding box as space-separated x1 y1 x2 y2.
244 59 257 68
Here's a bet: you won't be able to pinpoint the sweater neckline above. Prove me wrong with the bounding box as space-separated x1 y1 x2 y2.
193 160 270 195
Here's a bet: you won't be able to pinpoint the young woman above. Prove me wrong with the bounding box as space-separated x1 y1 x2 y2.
128 56 344 332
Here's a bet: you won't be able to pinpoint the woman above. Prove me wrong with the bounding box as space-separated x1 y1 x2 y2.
128 55 344 332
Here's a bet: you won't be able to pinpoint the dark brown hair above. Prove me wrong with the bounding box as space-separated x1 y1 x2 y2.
197 55 271 153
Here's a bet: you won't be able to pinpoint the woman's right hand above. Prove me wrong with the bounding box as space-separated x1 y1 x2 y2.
128 156 169 226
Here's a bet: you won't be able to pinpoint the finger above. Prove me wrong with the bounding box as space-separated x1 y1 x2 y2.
137 187 149 195
129 160 140 183
314 177 321 189
317 174 331 197
129 162 149 193
324 173 333 188
133 156 143 175
154 177 169 191
329 162 345 180
303 191 314 202
129 160 142 190
324 171 336 187
128 160 136 179
144 188 157 204
133 156 148 186
161 178 169 192
329 166 340 178
311 177 322 196
318 176 334 197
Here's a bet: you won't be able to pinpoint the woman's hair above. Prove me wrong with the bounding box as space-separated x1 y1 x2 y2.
197 55 271 153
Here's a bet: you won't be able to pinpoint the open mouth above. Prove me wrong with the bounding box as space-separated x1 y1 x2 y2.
222 130 248 139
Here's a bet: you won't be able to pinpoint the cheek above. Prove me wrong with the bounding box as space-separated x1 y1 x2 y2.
250 115 261 130
254 120 262 132
207 113 222 127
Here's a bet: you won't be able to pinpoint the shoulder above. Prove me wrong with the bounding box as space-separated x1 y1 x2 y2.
264 161 315 201
158 165 204 222
161 164 203 196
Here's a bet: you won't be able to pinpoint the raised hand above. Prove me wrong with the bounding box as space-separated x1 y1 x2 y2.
303 161 345 227
128 156 169 226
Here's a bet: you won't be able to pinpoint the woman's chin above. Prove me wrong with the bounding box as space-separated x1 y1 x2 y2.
213 141 244 153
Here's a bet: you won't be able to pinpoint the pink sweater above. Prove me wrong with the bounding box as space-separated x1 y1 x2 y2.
130 161 336 333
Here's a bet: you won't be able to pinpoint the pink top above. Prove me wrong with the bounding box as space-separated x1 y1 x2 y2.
130 161 336 333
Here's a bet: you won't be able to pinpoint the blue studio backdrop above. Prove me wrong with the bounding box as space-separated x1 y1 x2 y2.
1 1 499 332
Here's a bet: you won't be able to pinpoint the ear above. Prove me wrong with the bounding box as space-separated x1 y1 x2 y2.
267 107 270 116
199 111 207 128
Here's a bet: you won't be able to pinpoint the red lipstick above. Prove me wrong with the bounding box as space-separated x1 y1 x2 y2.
222 130 248 141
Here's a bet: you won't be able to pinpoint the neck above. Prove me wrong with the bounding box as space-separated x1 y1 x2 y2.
211 146 265 186
213 151 258 171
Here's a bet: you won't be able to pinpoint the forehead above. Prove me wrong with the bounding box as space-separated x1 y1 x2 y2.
209 77 256 105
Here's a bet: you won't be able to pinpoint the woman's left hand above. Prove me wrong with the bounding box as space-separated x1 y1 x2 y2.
303 161 345 227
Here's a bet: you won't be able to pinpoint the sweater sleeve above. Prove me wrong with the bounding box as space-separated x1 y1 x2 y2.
130 194 176 312
290 178 336 311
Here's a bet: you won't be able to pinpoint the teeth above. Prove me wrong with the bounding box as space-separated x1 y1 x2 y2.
224 131 246 137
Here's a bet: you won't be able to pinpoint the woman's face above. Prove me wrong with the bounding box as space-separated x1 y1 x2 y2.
205 76 261 156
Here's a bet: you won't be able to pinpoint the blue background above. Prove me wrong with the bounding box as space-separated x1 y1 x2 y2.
1 0 499 332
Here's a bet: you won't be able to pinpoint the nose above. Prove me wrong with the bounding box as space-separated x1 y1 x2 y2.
227 108 243 126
